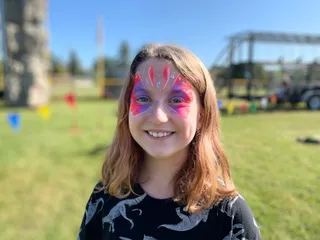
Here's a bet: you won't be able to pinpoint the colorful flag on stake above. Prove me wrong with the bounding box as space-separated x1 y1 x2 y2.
217 99 223 110
260 97 268 110
37 105 51 120
63 92 80 134
239 104 247 113
250 102 257 113
227 102 235 115
63 93 77 108
7 113 21 132
270 95 277 105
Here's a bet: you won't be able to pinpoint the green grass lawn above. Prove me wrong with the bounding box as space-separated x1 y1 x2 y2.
0 99 319 240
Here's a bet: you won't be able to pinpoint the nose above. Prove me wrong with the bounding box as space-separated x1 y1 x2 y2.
151 103 169 123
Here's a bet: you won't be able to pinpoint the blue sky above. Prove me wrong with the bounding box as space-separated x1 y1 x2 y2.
48 0 320 69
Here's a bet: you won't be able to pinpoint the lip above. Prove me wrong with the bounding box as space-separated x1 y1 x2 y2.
144 130 175 140
145 129 175 133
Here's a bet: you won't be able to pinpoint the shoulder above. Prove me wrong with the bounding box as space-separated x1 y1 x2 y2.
84 181 142 213
84 180 109 215
91 180 107 197
214 194 262 239
77 180 108 239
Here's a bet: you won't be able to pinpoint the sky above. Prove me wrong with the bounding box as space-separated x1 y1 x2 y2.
48 0 320 70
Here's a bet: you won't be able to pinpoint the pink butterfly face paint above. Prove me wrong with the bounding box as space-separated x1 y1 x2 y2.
162 65 169 89
169 74 194 119
148 65 155 87
130 65 171 116
130 73 151 116
129 64 194 118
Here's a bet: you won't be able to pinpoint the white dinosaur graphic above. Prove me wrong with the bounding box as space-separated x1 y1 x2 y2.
142 235 158 240
219 195 239 218
77 196 104 239
158 205 212 231
119 235 157 240
222 223 247 240
220 194 260 239
85 197 104 225
102 193 147 232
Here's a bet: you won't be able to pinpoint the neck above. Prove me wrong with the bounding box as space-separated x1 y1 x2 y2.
139 150 188 199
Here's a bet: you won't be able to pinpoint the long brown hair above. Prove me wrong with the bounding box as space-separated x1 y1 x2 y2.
100 44 237 213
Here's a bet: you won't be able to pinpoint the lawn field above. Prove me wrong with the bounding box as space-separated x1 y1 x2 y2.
0 99 319 240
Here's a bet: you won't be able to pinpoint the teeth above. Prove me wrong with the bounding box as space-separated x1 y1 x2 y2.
147 131 172 138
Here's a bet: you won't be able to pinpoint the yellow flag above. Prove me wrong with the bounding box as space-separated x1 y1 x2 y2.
37 105 51 120
227 102 235 115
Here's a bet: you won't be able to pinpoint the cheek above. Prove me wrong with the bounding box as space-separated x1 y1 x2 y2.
130 101 150 116
128 115 142 141
171 103 200 131
169 104 190 119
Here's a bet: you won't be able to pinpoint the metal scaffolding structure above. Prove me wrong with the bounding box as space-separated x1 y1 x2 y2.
222 31 320 100
228 31 320 44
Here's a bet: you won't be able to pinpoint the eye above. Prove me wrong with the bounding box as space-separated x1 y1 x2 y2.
136 96 151 103
169 97 184 104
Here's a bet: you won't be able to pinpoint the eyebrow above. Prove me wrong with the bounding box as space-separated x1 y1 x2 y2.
133 87 191 94
133 86 149 94
171 89 191 95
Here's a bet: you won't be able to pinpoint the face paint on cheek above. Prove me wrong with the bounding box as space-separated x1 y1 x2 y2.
170 105 190 119
130 99 150 116
129 73 151 116
170 74 194 119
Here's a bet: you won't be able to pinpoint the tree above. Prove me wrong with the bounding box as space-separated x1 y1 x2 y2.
92 56 123 78
119 41 130 67
231 63 267 80
50 54 67 74
0 60 4 95
67 50 83 76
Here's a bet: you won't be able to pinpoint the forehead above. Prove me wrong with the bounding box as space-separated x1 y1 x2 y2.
136 58 177 74
134 58 190 92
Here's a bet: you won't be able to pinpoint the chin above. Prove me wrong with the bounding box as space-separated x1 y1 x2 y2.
145 148 176 160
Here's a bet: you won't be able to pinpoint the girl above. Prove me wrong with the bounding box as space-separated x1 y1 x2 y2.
78 44 262 240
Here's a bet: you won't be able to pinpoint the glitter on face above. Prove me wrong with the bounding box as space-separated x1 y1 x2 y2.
162 65 169 90
130 65 194 119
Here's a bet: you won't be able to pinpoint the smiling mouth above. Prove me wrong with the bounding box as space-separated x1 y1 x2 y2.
145 131 175 138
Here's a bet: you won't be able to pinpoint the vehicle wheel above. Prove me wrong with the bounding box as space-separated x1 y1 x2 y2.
307 95 320 110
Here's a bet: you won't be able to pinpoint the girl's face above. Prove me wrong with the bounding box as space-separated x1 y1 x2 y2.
128 58 202 160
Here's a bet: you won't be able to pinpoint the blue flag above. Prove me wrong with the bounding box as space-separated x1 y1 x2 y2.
7 113 21 132
217 99 223 110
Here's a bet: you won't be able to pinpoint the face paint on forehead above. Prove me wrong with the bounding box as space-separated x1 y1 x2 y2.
148 66 155 87
147 65 171 90
133 72 146 88
162 65 169 90
171 74 193 95
133 64 172 90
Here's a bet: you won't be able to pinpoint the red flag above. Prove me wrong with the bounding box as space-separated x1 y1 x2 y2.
64 93 77 108
239 104 247 113
270 94 277 104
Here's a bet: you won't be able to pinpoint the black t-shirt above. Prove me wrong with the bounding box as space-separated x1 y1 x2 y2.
77 181 262 240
